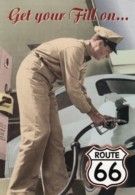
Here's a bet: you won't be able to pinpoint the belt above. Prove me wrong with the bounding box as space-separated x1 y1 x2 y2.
35 52 47 64
35 52 56 74
34 52 56 85
35 52 55 76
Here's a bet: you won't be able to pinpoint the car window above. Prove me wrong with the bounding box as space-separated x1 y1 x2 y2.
96 79 135 95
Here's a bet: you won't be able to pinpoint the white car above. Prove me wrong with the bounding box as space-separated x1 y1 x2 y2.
6 74 135 195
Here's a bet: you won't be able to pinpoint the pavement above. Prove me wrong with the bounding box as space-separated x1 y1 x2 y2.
0 178 135 195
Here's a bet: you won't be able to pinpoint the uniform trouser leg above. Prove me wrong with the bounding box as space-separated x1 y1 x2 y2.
7 60 69 195
41 92 70 195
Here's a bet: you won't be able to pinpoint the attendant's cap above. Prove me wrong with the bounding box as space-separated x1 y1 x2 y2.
94 26 124 53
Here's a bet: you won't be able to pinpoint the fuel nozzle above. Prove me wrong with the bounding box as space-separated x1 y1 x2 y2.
105 118 127 129
94 118 127 135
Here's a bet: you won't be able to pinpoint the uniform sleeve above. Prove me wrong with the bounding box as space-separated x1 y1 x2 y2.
59 46 92 113
80 63 93 106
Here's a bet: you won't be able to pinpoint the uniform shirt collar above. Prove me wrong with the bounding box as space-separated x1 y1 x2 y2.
83 40 91 62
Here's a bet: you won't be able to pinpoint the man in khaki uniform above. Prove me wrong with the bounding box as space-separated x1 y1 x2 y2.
7 26 123 195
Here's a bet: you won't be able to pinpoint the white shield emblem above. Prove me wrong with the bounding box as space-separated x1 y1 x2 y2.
85 145 129 189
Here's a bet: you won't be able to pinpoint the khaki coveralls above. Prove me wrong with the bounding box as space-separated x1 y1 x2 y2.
7 38 93 195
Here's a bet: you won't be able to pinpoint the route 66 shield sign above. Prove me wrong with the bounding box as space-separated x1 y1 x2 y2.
85 145 129 189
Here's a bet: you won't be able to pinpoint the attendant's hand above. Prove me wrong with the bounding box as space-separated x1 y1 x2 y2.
87 110 117 129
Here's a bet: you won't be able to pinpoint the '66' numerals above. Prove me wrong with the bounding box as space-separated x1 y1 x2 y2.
94 162 121 182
